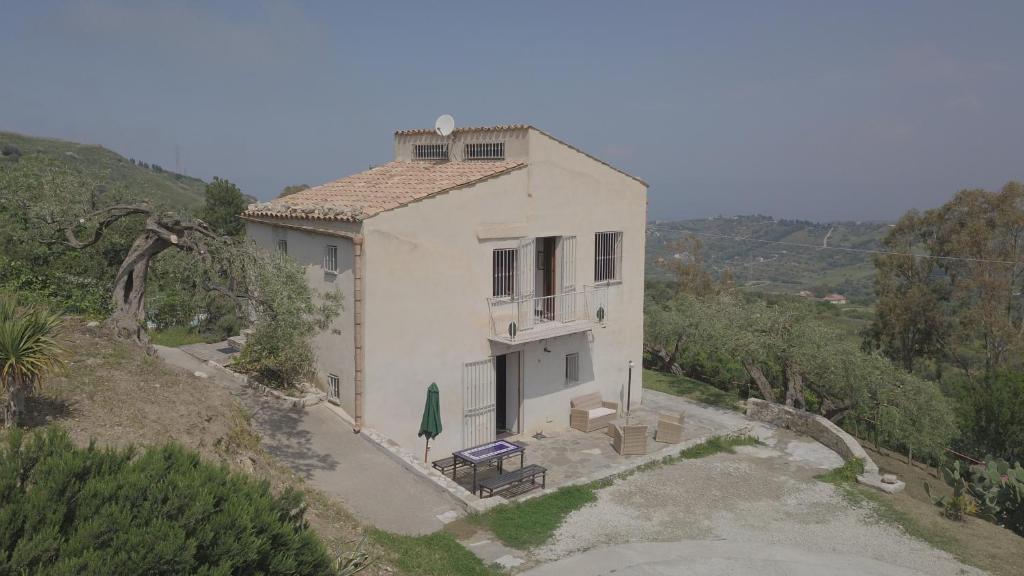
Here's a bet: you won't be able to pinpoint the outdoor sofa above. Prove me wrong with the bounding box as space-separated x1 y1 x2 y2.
569 392 619 432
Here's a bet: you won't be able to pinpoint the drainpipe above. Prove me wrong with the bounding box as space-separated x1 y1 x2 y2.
353 235 365 433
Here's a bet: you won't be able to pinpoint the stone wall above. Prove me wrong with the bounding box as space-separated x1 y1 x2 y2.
746 398 903 494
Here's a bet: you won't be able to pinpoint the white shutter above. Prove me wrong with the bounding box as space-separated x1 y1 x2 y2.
558 235 577 322
463 358 496 448
516 238 536 330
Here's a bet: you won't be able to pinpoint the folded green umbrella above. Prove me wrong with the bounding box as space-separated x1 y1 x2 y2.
418 382 442 462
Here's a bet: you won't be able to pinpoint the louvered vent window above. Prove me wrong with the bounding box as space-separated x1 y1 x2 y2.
464 142 505 160
414 143 449 160
327 374 340 401
565 353 579 385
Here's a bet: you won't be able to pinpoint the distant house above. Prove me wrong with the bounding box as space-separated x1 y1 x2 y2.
797 290 815 299
823 293 848 305
242 124 646 457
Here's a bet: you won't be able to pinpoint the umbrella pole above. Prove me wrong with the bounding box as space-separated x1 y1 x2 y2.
424 437 430 463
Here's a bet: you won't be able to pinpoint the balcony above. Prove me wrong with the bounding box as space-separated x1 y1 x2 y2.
487 285 609 344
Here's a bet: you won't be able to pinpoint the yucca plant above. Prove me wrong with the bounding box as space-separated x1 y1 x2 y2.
0 292 65 427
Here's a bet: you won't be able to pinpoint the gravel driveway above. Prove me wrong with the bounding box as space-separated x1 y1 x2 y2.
524 428 983 576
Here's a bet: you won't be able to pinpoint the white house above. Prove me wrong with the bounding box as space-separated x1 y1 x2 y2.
242 125 647 457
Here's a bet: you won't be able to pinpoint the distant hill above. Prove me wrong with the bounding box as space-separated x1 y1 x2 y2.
646 215 892 302
0 131 207 208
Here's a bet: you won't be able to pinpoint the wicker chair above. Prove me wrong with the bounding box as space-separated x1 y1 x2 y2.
610 423 649 455
569 392 619 432
655 412 685 444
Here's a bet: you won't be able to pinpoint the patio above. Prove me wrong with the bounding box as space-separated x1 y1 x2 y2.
444 390 753 498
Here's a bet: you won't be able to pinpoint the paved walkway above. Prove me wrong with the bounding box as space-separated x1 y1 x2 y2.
154 345 463 535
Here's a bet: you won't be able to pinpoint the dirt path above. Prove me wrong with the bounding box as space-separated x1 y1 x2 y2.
524 428 984 576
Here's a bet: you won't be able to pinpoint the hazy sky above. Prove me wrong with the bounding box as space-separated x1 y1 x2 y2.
2 1 1021 221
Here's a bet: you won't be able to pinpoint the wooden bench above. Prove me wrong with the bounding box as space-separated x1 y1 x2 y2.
478 464 547 498
432 453 514 477
431 457 458 475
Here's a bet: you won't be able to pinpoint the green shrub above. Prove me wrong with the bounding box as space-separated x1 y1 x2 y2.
815 457 865 485
0 427 334 575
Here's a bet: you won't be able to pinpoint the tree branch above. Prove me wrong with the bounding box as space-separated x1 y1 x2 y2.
47 204 153 249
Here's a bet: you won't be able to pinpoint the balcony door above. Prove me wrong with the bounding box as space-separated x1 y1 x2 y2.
535 237 558 321
557 236 577 322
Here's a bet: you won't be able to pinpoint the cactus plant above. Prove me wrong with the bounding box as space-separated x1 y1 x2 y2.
924 460 977 521
927 457 1024 534
967 459 1024 536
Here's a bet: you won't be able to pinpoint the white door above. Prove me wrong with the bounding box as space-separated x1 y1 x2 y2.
516 237 536 330
558 235 577 322
463 358 496 448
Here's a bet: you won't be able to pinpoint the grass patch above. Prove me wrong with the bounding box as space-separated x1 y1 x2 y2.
815 457 865 484
369 529 501 576
149 326 212 347
471 484 599 550
677 434 760 459
643 369 744 411
473 434 760 550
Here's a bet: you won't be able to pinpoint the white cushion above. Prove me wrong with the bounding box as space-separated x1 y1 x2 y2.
587 407 616 419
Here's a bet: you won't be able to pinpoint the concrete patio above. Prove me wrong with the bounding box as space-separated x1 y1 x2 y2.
445 390 754 496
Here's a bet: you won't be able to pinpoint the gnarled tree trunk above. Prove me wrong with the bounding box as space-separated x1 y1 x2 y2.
784 362 806 410
743 359 775 402
50 205 219 345
109 232 170 343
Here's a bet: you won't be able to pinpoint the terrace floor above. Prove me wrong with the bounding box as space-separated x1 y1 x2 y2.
446 390 754 496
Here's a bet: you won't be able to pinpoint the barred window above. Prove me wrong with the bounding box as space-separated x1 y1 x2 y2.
277 239 287 254
492 248 517 298
327 373 340 401
565 353 579 385
414 143 449 160
464 142 504 160
324 245 338 273
594 231 622 282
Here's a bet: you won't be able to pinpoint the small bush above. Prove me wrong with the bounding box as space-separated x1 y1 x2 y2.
0 144 21 159
0 427 334 575
816 458 866 485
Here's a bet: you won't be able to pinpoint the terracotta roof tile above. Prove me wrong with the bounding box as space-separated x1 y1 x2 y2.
244 160 525 222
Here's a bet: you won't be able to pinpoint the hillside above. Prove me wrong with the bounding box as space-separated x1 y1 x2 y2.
647 215 891 302
0 130 207 208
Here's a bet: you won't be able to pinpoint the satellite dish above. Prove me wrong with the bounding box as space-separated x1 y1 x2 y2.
435 114 455 137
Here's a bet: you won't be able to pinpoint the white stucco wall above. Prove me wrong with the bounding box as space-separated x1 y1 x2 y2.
360 128 647 456
244 220 358 414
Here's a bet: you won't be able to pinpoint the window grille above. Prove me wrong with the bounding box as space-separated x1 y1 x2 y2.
464 142 505 160
594 232 622 282
324 245 338 273
492 248 517 298
277 239 287 254
327 373 340 400
565 353 579 385
414 143 449 160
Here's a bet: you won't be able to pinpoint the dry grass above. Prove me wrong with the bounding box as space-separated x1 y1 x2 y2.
861 445 1024 576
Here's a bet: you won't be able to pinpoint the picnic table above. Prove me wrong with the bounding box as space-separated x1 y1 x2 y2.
451 440 525 493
